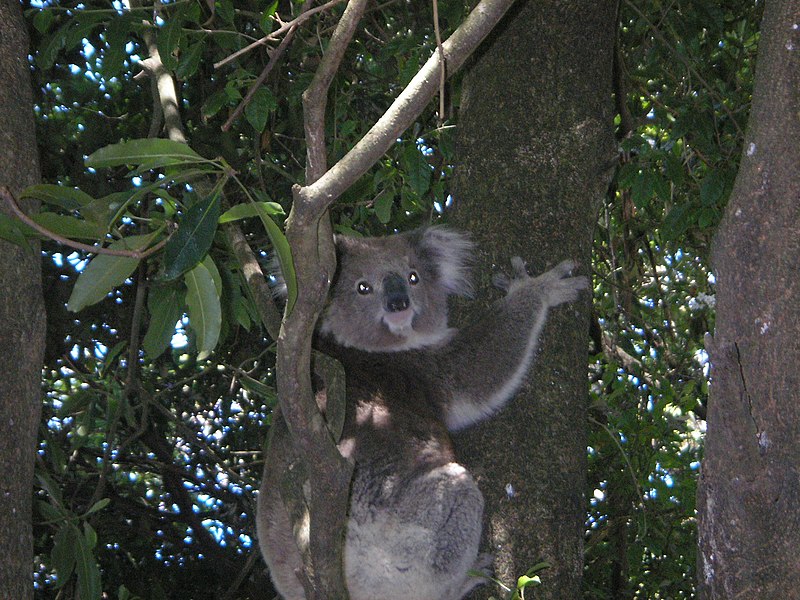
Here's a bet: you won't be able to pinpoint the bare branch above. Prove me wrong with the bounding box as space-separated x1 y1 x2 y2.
213 0 346 70
299 0 518 217
0 186 167 259
303 0 369 182
222 1 317 132
432 0 446 123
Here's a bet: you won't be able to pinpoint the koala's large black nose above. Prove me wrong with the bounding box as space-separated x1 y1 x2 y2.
383 273 410 312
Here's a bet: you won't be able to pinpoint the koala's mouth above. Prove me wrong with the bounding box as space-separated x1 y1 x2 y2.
382 308 415 334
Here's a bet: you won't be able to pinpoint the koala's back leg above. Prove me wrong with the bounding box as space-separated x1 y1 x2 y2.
257 478 306 599
345 462 486 600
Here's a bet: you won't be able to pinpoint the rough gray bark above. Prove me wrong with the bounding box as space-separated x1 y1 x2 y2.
450 1 616 597
697 0 800 597
0 2 47 599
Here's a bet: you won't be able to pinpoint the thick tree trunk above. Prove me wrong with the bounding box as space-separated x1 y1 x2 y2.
697 1 800 597
450 1 616 597
0 3 47 598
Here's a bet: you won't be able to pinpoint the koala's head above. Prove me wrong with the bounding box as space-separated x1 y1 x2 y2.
319 227 474 353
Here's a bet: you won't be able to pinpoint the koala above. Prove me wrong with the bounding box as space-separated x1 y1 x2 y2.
257 226 588 600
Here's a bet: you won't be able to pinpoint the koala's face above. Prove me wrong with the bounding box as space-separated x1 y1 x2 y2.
319 227 473 353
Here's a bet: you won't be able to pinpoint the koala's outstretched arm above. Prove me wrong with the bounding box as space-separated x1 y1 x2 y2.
431 259 588 431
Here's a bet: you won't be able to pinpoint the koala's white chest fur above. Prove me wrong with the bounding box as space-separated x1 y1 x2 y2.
344 463 483 600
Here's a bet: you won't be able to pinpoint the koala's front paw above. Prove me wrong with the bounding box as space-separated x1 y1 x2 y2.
495 258 588 307
536 259 589 307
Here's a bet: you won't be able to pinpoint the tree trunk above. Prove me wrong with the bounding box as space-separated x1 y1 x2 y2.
0 3 47 599
697 0 800 597
450 1 616 597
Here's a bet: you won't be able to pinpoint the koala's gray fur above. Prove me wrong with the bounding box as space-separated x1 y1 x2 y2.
257 227 588 600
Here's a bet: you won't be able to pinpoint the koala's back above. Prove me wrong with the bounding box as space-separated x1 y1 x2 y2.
258 344 486 600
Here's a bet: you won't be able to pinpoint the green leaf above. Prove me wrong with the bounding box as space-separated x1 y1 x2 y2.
238 374 277 405
215 0 235 24
103 16 131 79
219 201 284 223
51 525 78 588
176 41 204 80
37 19 71 69
202 90 229 119
162 190 221 280
67 234 154 312
37 473 65 507
32 9 55 34
0 213 31 249
143 284 184 358
75 524 102 600
22 184 95 210
80 191 132 227
83 498 110 517
32 213 106 240
373 189 394 224
245 88 277 132
700 171 724 207
402 144 431 197
203 255 222 296
253 202 296 314
157 11 183 71
185 261 222 360
86 139 205 169
260 0 279 33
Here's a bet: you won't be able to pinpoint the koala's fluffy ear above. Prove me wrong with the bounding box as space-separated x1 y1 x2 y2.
414 226 475 297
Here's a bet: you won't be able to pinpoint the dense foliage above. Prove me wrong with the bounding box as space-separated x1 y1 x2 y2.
9 0 761 598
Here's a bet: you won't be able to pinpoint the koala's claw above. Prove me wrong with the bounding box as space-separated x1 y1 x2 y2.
509 256 528 278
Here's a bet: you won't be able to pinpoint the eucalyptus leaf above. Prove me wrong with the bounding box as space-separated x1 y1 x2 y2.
401 144 431 197
22 184 95 210
253 202 296 314
0 213 31 249
75 524 102 600
245 88 277 132
157 11 183 71
184 261 222 360
162 190 221 280
219 201 284 223
51 525 78 588
86 139 205 169
143 284 184 358
32 213 106 240
67 234 155 312
103 16 132 79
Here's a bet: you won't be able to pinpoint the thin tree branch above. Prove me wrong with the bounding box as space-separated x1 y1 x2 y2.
221 1 314 133
303 0 369 182
296 0 518 218
213 0 346 70
432 0 446 123
0 186 167 259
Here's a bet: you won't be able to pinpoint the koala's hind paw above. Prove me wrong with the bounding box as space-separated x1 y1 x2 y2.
458 553 494 598
493 256 529 292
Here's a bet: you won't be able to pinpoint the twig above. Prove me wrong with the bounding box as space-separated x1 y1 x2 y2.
0 186 167 259
303 0 369 182
214 0 346 69
432 0 446 123
221 1 315 133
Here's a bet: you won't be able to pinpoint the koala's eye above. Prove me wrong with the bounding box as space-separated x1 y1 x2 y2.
356 281 372 295
408 271 420 285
